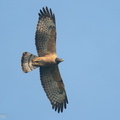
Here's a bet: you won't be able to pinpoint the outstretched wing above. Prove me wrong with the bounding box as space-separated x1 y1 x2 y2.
35 7 56 57
40 65 68 113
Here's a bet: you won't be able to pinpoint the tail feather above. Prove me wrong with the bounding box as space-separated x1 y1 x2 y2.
21 52 38 73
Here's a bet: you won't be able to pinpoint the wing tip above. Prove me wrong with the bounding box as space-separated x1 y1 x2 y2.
52 96 68 113
38 6 55 23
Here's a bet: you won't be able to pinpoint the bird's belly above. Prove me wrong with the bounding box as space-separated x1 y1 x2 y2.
32 55 56 67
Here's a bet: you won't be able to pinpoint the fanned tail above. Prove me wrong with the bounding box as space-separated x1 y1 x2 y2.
21 52 38 73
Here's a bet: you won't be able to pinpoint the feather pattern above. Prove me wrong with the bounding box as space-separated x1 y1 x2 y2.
35 7 56 57
21 7 68 113
40 66 68 113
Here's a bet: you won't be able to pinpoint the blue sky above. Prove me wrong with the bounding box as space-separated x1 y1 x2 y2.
0 0 120 120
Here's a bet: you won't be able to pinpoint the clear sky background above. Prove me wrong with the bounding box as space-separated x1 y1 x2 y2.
0 0 120 120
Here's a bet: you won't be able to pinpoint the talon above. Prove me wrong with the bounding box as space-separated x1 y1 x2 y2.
32 62 38 66
32 58 41 66
32 61 41 66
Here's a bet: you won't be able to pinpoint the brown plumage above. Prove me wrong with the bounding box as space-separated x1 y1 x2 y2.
21 7 68 113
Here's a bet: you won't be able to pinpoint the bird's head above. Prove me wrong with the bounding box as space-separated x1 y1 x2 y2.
55 58 64 64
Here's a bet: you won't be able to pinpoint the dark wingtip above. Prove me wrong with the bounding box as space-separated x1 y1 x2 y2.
38 6 55 23
52 96 68 113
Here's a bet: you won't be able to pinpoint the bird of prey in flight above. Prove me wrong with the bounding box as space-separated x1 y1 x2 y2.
21 7 68 113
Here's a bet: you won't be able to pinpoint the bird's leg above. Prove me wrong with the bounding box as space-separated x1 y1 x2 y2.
32 57 42 66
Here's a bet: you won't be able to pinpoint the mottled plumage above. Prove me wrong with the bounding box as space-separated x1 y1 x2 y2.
35 7 56 56
21 7 68 113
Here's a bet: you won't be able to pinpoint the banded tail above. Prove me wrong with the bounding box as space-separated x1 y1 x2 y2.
21 52 38 73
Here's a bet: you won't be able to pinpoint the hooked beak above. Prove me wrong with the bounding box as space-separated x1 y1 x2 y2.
59 58 64 62
55 58 64 64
